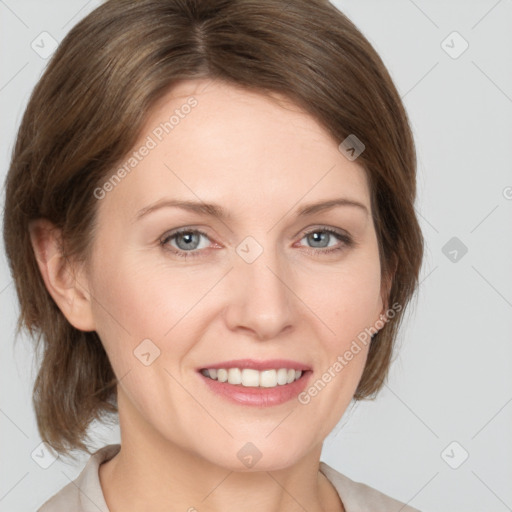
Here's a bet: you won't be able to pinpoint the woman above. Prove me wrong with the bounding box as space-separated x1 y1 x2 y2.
2 0 424 510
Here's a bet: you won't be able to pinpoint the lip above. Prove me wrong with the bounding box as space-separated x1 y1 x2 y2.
197 359 312 371
197 363 313 407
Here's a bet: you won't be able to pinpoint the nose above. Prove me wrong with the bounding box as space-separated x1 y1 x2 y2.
223 241 294 341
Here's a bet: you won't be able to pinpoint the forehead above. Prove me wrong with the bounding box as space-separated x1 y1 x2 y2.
96 79 371 223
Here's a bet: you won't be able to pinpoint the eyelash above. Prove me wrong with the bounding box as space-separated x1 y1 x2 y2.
159 227 353 259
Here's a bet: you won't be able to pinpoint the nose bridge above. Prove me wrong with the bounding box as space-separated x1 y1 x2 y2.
226 234 294 339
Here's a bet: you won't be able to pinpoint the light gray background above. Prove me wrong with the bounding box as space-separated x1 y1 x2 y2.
1 1 511 511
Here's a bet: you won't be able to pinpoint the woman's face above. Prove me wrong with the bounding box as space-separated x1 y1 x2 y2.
84 78 385 470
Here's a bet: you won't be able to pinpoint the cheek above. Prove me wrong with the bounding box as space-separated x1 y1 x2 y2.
300 255 381 416
88 246 211 355
304 250 382 346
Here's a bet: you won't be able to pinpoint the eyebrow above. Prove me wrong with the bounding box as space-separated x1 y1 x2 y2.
135 197 368 222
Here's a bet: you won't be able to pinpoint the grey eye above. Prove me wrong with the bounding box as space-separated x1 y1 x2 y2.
174 231 203 251
306 231 332 248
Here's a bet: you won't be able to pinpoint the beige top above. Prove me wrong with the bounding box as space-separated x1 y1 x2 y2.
37 444 421 512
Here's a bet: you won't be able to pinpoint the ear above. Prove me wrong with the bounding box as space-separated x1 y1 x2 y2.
28 218 96 332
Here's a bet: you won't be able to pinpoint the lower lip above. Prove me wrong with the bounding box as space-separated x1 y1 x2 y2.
199 371 312 407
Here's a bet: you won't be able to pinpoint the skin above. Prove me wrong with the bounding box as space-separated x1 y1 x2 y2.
30 78 390 512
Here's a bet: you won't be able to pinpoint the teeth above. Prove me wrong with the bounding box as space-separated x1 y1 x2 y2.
277 368 288 385
242 369 260 387
201 368 304 388
227 368 242 385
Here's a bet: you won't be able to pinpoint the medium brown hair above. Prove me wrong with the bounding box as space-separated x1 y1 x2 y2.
2 0 423 458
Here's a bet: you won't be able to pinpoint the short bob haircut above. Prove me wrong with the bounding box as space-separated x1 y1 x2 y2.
3 0 423 458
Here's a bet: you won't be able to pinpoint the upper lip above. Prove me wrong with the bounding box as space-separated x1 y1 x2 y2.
198 359 312 371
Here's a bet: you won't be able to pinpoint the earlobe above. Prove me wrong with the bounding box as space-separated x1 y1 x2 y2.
28 218 96 332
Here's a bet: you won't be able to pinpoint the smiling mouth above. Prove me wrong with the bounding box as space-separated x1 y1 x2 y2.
200 367 307 388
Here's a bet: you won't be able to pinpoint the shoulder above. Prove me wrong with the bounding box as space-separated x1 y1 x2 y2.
319 461 422 512
37 444 120 512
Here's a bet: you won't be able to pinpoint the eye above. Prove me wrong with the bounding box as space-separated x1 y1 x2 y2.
160 228 213 258
297 227 353 255
159 226 353 260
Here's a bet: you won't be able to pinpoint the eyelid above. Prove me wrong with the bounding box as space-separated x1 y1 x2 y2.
296 224 351 241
